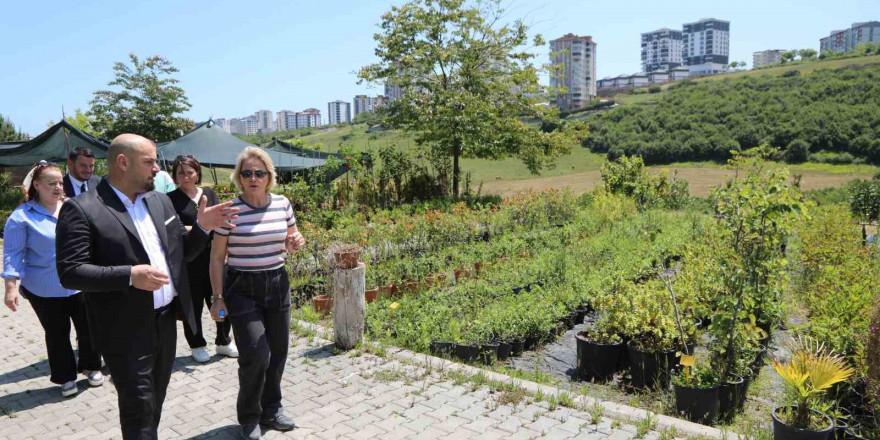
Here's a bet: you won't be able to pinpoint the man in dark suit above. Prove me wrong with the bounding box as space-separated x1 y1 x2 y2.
56 134 238 440
63 147 102 198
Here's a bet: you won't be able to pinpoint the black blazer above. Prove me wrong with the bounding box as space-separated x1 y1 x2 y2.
63 174 102 199
56 178 209 354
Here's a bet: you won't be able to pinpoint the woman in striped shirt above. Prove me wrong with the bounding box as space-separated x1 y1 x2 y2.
209 147 305 440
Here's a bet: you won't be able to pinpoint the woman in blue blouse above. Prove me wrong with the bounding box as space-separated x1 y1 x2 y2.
2 161 103 397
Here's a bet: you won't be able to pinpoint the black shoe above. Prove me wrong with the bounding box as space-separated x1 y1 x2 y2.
240 424 261 440
260 413 295 431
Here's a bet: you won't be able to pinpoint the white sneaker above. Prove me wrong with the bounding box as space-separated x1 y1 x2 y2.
85 370 104 387
61 381 78 397
192 347 211 363
216 342 239 358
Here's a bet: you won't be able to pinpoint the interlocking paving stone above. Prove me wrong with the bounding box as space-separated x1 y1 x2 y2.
0 298 669 439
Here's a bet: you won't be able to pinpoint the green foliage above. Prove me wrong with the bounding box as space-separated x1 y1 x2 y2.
673 365 720 389
849 179 880 223
584 64 880 165
353 111 381 125
600 156 689 210
0 114 29 141
358 0 586 195
648 85 661 94
47 108 99 136
89 54 194 142
709 156 805 377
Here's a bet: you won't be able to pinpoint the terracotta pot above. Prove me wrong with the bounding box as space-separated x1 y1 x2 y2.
405 281 418 294
425 276 435 289
437 274 448 285
334 250 360 269
474 262 483 273
454 269 463 282
365 288 379 304
313 295 332 314
379 284 393 299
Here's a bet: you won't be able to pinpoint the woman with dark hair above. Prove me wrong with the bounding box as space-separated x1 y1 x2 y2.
167 155 237 363
2 160 102 397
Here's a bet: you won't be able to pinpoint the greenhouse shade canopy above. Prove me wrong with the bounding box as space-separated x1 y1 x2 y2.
0 120 109 166
157 120 334 171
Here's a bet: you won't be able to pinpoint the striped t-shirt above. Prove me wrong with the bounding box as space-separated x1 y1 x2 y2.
214 194 296 271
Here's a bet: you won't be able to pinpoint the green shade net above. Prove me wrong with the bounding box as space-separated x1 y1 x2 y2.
0 121 109 166
157 120 337 172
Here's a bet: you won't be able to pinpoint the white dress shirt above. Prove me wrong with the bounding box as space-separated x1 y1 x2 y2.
68 174 87 196
109 184 177 309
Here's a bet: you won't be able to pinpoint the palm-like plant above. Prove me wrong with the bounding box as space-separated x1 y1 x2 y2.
772 336 855 429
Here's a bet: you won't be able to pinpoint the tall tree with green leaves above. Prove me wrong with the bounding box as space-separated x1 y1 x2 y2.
358 0 584 196
0 114 29 142
47 108 99 136
89 54 194 142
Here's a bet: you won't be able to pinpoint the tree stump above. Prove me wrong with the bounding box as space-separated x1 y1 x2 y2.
332 261 366 350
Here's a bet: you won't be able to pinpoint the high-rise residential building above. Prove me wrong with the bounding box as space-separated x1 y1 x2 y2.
255 110 275 133
384 82 403 101
820 21 880 53
296 109 322 129
753 49 785 68
641 28 683 73
353 95 386 117
276 109 322 131
549 33 597 111
328 100 351 125
214 118 230 133
682 18 730 74
229 115 258 135
276 110 296 131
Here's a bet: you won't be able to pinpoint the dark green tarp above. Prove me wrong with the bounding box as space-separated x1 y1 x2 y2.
0 121 109 166
156 120 336 172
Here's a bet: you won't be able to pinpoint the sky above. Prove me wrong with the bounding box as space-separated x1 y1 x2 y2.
1 0 877 136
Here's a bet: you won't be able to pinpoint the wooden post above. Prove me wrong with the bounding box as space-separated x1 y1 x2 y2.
332 261 366 350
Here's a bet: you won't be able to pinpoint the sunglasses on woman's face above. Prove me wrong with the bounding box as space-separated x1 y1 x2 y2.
240 169 268 179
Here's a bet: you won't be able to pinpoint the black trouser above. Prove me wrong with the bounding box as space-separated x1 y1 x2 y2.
22 287 101 384
183 271 232 348
103 302 177 440
224 267 290 426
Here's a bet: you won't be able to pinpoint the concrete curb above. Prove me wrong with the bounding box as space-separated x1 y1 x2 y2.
293 319 748 440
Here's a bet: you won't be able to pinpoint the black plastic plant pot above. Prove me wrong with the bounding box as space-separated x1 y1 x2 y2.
751 345 768 370
674 382 720 425
524 335 539 351
627 340 676 391
497 341 512 362
512 286 523 295
565 312 577 330
617 335 632 370
771 406 834 440
576 332 623 381
511 339 525 356
575 308 590 325
430 341 454 358
718 375 745 423
479 342 499 365
454 344 479 363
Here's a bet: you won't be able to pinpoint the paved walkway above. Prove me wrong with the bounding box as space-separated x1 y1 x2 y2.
0 299 676 440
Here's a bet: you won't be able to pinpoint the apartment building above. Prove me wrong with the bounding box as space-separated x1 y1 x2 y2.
683 18 730 74
353 95 385 116
820 21 880 53
549 33 598 111
328 100 352 125
753 49 785 68
641 28 683 73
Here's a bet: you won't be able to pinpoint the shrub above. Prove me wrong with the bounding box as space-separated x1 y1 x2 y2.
784 139 810 163
600 156 690 210
849 179 880 223
648 85 661 94
782 69 801 77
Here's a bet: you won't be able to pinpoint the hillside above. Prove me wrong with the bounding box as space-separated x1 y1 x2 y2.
585 61 880 165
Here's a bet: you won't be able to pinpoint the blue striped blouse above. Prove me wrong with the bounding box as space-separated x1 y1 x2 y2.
2 200 76 298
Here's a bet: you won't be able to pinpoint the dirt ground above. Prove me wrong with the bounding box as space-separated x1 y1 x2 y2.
479 167 872 198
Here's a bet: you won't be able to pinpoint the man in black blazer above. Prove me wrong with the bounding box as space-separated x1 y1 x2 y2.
56 134 238 440
63 147 102 198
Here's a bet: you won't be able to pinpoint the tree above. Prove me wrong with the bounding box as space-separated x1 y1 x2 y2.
729 61 739 69
89 54 194 142
358 0 584 196
47 108 99 135
0 114 29 141
781 50 797 63
353 111 381 126
798 49 817 60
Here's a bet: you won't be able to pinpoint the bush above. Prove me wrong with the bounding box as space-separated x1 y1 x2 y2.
784 139 810 163
782 69 801 77
600 155 689 210
849 179 880 223
808 151 855 164
648 85 661 94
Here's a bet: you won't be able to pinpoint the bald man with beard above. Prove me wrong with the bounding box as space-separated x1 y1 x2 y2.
56 134 239 440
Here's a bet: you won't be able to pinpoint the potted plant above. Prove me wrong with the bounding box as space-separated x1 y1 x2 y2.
576 328 623 381
673 364 721 425
771 336 854 440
